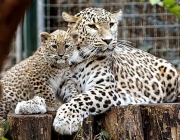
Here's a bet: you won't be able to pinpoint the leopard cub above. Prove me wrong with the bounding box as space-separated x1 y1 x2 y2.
0 29 79 118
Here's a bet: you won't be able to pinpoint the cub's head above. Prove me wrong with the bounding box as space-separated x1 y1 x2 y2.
62 7 122 64
40 29 78 64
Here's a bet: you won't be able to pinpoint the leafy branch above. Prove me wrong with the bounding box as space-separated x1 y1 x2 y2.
148 0 180 18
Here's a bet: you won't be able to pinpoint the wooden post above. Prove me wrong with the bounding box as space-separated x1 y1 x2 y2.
82 116 94 140
73 116 94 140
48 112 94 140
7 104 180 140
141 103 180 140
96 105 144 140
0 117 5 137
7 113 53 140
48 111 75 140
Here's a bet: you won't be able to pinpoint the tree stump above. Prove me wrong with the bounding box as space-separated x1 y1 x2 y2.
48 111 75 140
74 116 94 140
141 103 180 140
0 117 5 137
48 111 94 140
7 104 180 140
7 113 53 140
96 105 144 140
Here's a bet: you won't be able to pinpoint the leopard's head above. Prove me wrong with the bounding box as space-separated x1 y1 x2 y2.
40 29 78 64
62 7 122 65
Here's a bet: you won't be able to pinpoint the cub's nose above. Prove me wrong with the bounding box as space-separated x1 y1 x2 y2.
102 39 112 45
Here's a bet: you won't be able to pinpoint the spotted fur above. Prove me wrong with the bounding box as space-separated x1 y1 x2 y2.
0 29 78 118
53 8 179 135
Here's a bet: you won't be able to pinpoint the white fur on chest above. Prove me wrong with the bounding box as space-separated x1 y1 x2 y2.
49 70 66 94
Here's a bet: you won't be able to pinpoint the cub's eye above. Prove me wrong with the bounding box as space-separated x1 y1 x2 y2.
88 24 98 30
110 22 115 28
64 45 70 49
51 45 57 49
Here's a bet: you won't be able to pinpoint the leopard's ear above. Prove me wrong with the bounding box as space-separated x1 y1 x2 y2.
62 12 80 23
40 32 51 42
113 10 122 21
70 31 79 41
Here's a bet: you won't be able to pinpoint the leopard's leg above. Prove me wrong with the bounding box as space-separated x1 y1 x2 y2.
40 91 63 111
53 83 129 135
57 79 79 103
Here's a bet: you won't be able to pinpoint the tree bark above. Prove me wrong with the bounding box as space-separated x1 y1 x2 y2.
7 104 180 140
7 113 53 140
74 115 94 140
0 0 32 100
141 103 180 140
0 0 32 70
48 111 94 140
96 105 144 140
48 111 75 140
0 118 5 137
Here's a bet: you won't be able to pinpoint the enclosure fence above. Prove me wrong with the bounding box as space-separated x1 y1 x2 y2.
44 0 180 69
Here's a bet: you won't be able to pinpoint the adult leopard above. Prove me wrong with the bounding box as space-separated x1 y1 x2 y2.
0 29 79 118
53 7 180 135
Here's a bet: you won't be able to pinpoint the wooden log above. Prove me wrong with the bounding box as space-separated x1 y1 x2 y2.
0 117 5 137
141 103 180 140
7 113 53 140
95 105 144 140
74 115 94 140
48 111 94 140
48 111 75 140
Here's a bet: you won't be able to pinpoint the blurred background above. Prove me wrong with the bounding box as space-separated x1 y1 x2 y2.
2 0 180 76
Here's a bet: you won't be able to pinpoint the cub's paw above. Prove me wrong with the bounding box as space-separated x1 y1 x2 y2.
15 96 47 115
53 103 84 135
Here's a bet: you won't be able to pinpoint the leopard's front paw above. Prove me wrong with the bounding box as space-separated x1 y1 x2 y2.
15 96 47 115
53 103 84 135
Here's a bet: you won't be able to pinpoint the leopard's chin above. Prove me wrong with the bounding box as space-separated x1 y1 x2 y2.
101 45 115 55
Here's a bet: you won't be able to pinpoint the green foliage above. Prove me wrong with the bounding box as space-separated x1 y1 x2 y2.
167 5 180 18
93 130 109 140
149 0 162 6
0 120 12 140
93 121 109 140
0 120 8 140
0 137 8 140
100 129 109 139
163 0 175 8
3 121 9 136
146 0 180 18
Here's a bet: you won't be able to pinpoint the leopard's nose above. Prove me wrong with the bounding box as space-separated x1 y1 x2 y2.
59 54 63 57
102 39 112 45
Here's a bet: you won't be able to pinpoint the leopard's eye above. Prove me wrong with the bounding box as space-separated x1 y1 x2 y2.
110 22 115 28
69 22 76 26
65 45 70 49
51 45 57 49
88 24 98 30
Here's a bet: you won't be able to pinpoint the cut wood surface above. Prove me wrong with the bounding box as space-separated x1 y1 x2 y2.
7 113 53 140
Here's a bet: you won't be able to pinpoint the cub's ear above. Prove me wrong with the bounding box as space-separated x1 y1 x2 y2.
113 10 123 21
62 12 80 23
40 32 51 42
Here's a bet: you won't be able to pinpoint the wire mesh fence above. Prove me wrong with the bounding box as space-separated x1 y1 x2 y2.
44 0 180 69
